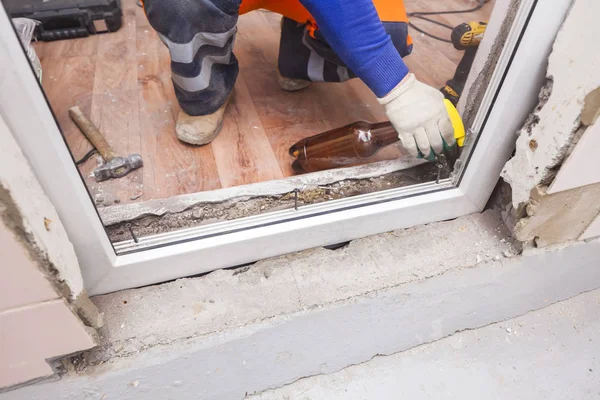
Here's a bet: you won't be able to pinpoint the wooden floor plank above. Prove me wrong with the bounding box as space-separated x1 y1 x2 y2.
43 57 98 165
211 72 284 188
137 17 197 201
34 34 99 60
88 4 143 204
235 12 330 131
134 14 161 202
266 120 329 178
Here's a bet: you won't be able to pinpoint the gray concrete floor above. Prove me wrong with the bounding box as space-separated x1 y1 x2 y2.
250 289 600 400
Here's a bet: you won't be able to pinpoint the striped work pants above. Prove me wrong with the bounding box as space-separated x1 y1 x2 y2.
144 0 412 116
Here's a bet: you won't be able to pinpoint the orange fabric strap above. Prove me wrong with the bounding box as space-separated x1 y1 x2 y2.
239 0 408 24
239 0 314 23
373 0 408 22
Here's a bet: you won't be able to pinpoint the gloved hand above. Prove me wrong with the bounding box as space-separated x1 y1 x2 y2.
378 73 455 160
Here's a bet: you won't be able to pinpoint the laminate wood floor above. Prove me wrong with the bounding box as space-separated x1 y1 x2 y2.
33 0 494 206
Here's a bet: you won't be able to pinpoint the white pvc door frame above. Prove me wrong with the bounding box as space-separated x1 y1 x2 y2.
0 0 573 295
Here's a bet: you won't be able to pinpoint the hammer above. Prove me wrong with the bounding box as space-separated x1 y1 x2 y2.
68 106 143 182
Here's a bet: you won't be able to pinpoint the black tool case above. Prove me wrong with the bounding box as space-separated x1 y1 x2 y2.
3 0 122 41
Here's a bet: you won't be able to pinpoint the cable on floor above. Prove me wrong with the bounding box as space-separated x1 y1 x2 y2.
407 0 491 43
75 148 98 166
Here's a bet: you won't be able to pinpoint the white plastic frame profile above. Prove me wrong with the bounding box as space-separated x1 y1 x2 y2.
0 0 572 295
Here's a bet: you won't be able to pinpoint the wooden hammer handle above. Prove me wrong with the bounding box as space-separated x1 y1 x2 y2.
68 106 117 161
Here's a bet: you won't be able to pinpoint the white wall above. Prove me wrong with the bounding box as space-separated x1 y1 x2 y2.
548 116 600 194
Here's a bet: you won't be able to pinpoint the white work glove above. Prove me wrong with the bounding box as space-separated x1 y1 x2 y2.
378 73 455 160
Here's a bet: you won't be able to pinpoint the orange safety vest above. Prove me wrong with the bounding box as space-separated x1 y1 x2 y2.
239 0 412 46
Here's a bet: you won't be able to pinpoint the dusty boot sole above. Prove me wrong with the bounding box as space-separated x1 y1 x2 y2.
276 68 311 92
278 78 311 92
176 118 224 146
175 95 231 145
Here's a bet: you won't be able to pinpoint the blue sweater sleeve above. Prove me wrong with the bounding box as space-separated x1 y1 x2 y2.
298 0 409 97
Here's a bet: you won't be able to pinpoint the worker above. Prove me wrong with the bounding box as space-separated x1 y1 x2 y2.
142 0 455 160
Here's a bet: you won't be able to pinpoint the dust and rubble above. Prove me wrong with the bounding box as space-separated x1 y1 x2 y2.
106 162 442 243
96 155 428 226
513 183 600 247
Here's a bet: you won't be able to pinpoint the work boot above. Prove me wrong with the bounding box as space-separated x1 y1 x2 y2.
276 68 311 92
175 96 231 145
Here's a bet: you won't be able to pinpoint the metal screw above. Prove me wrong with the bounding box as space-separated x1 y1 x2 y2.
293 188 300 211
125 223 139 243
436 161 443 184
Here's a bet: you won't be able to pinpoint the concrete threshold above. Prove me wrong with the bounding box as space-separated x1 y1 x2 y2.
3 210 600 400
250 289 600 400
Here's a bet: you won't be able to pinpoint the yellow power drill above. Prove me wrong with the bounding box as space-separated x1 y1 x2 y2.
441 21 488 105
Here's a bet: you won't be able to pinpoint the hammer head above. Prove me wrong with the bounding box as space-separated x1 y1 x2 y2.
94 154 143 182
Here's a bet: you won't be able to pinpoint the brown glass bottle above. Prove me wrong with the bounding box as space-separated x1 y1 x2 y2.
289 121 399 173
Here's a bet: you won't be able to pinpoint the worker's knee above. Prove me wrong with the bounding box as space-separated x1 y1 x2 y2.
383 22 413 57
144 0 241 42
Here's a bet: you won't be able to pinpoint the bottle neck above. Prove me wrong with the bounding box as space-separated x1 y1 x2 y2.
369 121 399 148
